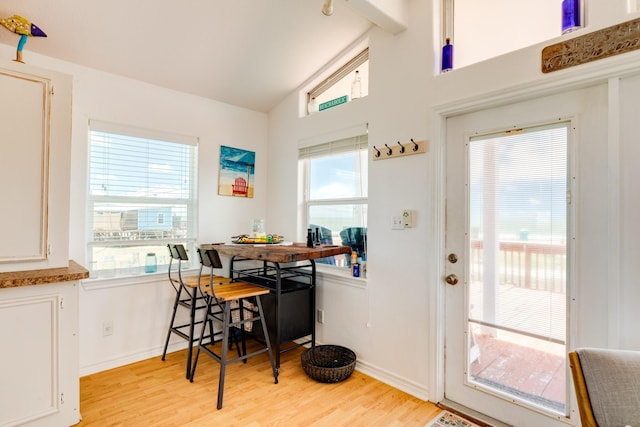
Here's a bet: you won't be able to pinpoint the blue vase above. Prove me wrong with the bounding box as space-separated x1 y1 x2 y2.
562 0 581 34
442 38 453 72
145 252 157 273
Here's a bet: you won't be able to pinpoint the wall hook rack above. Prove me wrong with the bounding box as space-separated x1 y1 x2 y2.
372 138 428 161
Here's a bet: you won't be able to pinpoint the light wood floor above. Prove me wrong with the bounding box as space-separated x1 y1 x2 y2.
78 343 440 426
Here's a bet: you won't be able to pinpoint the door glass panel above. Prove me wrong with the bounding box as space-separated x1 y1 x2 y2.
467 122 568 414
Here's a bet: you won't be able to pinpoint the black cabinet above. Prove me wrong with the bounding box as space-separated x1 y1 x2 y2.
229 257 316 370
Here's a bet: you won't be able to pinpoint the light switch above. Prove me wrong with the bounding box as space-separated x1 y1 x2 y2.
402 209 413 228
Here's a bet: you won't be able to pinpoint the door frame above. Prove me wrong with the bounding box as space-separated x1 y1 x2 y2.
429 83 597 420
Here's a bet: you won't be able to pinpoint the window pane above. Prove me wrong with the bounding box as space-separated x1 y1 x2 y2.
309 150 368 200
467 122 568 413
450 0 561 70
309 204 367 232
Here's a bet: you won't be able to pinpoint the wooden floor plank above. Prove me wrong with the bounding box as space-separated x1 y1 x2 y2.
78 344 439 426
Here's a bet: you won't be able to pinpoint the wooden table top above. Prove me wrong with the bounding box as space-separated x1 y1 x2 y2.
203 243 350 264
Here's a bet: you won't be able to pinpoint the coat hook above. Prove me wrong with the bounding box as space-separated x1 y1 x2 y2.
384 143 393 156
411 138 419 152
397 141 405 154
373 146 381 158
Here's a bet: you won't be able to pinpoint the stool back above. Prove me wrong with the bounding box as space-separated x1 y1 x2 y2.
197 248 225 290
168 243 190 286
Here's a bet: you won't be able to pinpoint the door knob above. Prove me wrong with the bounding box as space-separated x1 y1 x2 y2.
447 253 458 264
445 274 459 286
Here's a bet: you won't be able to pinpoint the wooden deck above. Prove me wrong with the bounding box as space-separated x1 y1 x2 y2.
467 283 567 412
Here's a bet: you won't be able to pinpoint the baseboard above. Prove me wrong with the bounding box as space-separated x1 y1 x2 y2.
299 338 431 401
79 341 187 377
355 358 431 401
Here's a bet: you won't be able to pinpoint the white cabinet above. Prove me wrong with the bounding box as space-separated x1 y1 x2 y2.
0 61 72 272
0 263 87 427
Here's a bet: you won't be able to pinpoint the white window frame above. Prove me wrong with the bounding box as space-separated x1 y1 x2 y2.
299 133 368 270
86 120 198 278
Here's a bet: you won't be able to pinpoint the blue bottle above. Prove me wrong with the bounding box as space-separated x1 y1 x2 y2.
442 38 453 73
562 0 581 34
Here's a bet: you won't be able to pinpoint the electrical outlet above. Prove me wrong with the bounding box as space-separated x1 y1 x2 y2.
317 309 325 324
103 321 113 336
392 216 404 230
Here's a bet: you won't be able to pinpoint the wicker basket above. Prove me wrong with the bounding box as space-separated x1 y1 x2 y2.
301 345 356 383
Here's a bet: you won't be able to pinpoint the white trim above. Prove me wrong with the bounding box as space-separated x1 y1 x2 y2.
606 76 623 348
355 358 430 401
88 119 199 146
430 109 447 403
79 341 187 377
298 123 368 150
81 268 199 290
434 49 640 116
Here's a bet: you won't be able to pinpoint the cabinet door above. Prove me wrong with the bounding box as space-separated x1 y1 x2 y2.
0 282 80 426
0 69 50 262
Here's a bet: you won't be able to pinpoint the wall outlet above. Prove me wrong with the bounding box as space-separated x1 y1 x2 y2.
392 216 404 230
103 321 113 336
317 309 325 324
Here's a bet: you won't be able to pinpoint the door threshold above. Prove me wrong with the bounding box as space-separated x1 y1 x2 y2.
437 399 512 427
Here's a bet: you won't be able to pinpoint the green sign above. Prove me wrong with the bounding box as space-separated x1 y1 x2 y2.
319 95 348 111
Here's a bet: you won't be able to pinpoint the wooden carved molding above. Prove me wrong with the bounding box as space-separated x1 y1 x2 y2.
542 18 640 73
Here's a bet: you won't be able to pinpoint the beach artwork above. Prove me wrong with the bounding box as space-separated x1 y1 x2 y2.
218 145 255 198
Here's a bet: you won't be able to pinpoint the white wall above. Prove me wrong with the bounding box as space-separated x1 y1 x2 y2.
0 43 269 374
268 0 640 402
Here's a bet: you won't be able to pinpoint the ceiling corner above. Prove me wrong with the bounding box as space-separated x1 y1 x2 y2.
344 0 409 35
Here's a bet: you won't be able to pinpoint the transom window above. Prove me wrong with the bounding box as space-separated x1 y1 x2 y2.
87 120 198 278
442 0 572 71
307 48 369 115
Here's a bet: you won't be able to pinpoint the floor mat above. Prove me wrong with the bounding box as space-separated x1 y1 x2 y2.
425 410 482 427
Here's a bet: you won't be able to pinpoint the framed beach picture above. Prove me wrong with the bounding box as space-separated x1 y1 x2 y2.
218 145 255 198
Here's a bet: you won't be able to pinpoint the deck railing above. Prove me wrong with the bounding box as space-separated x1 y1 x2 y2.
469 239 566 294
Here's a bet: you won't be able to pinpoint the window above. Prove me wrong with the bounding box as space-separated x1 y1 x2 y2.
307 48 369 115
87 120 198 278
299 134 368 268
442 0 567 71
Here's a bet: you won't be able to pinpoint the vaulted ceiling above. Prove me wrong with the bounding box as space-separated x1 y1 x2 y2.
0 1 389 112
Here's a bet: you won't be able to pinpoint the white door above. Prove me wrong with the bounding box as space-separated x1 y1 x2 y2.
443 84 606 426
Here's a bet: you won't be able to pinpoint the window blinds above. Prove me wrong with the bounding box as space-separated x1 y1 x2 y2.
87 120 198 244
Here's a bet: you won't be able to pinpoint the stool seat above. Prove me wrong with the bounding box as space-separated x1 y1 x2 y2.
190 248 278 409
204 281 269 301
180 274 232 287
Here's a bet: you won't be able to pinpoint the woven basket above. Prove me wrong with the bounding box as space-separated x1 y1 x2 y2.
301 345 356 383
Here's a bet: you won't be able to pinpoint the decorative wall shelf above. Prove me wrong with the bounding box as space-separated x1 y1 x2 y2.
372 139 427 160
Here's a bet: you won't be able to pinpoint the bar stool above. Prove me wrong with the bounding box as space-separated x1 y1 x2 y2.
161 243 231 379
190 248 278 409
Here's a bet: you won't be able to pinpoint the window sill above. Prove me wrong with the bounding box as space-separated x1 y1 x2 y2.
81 268 199 291
315 265 367 289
